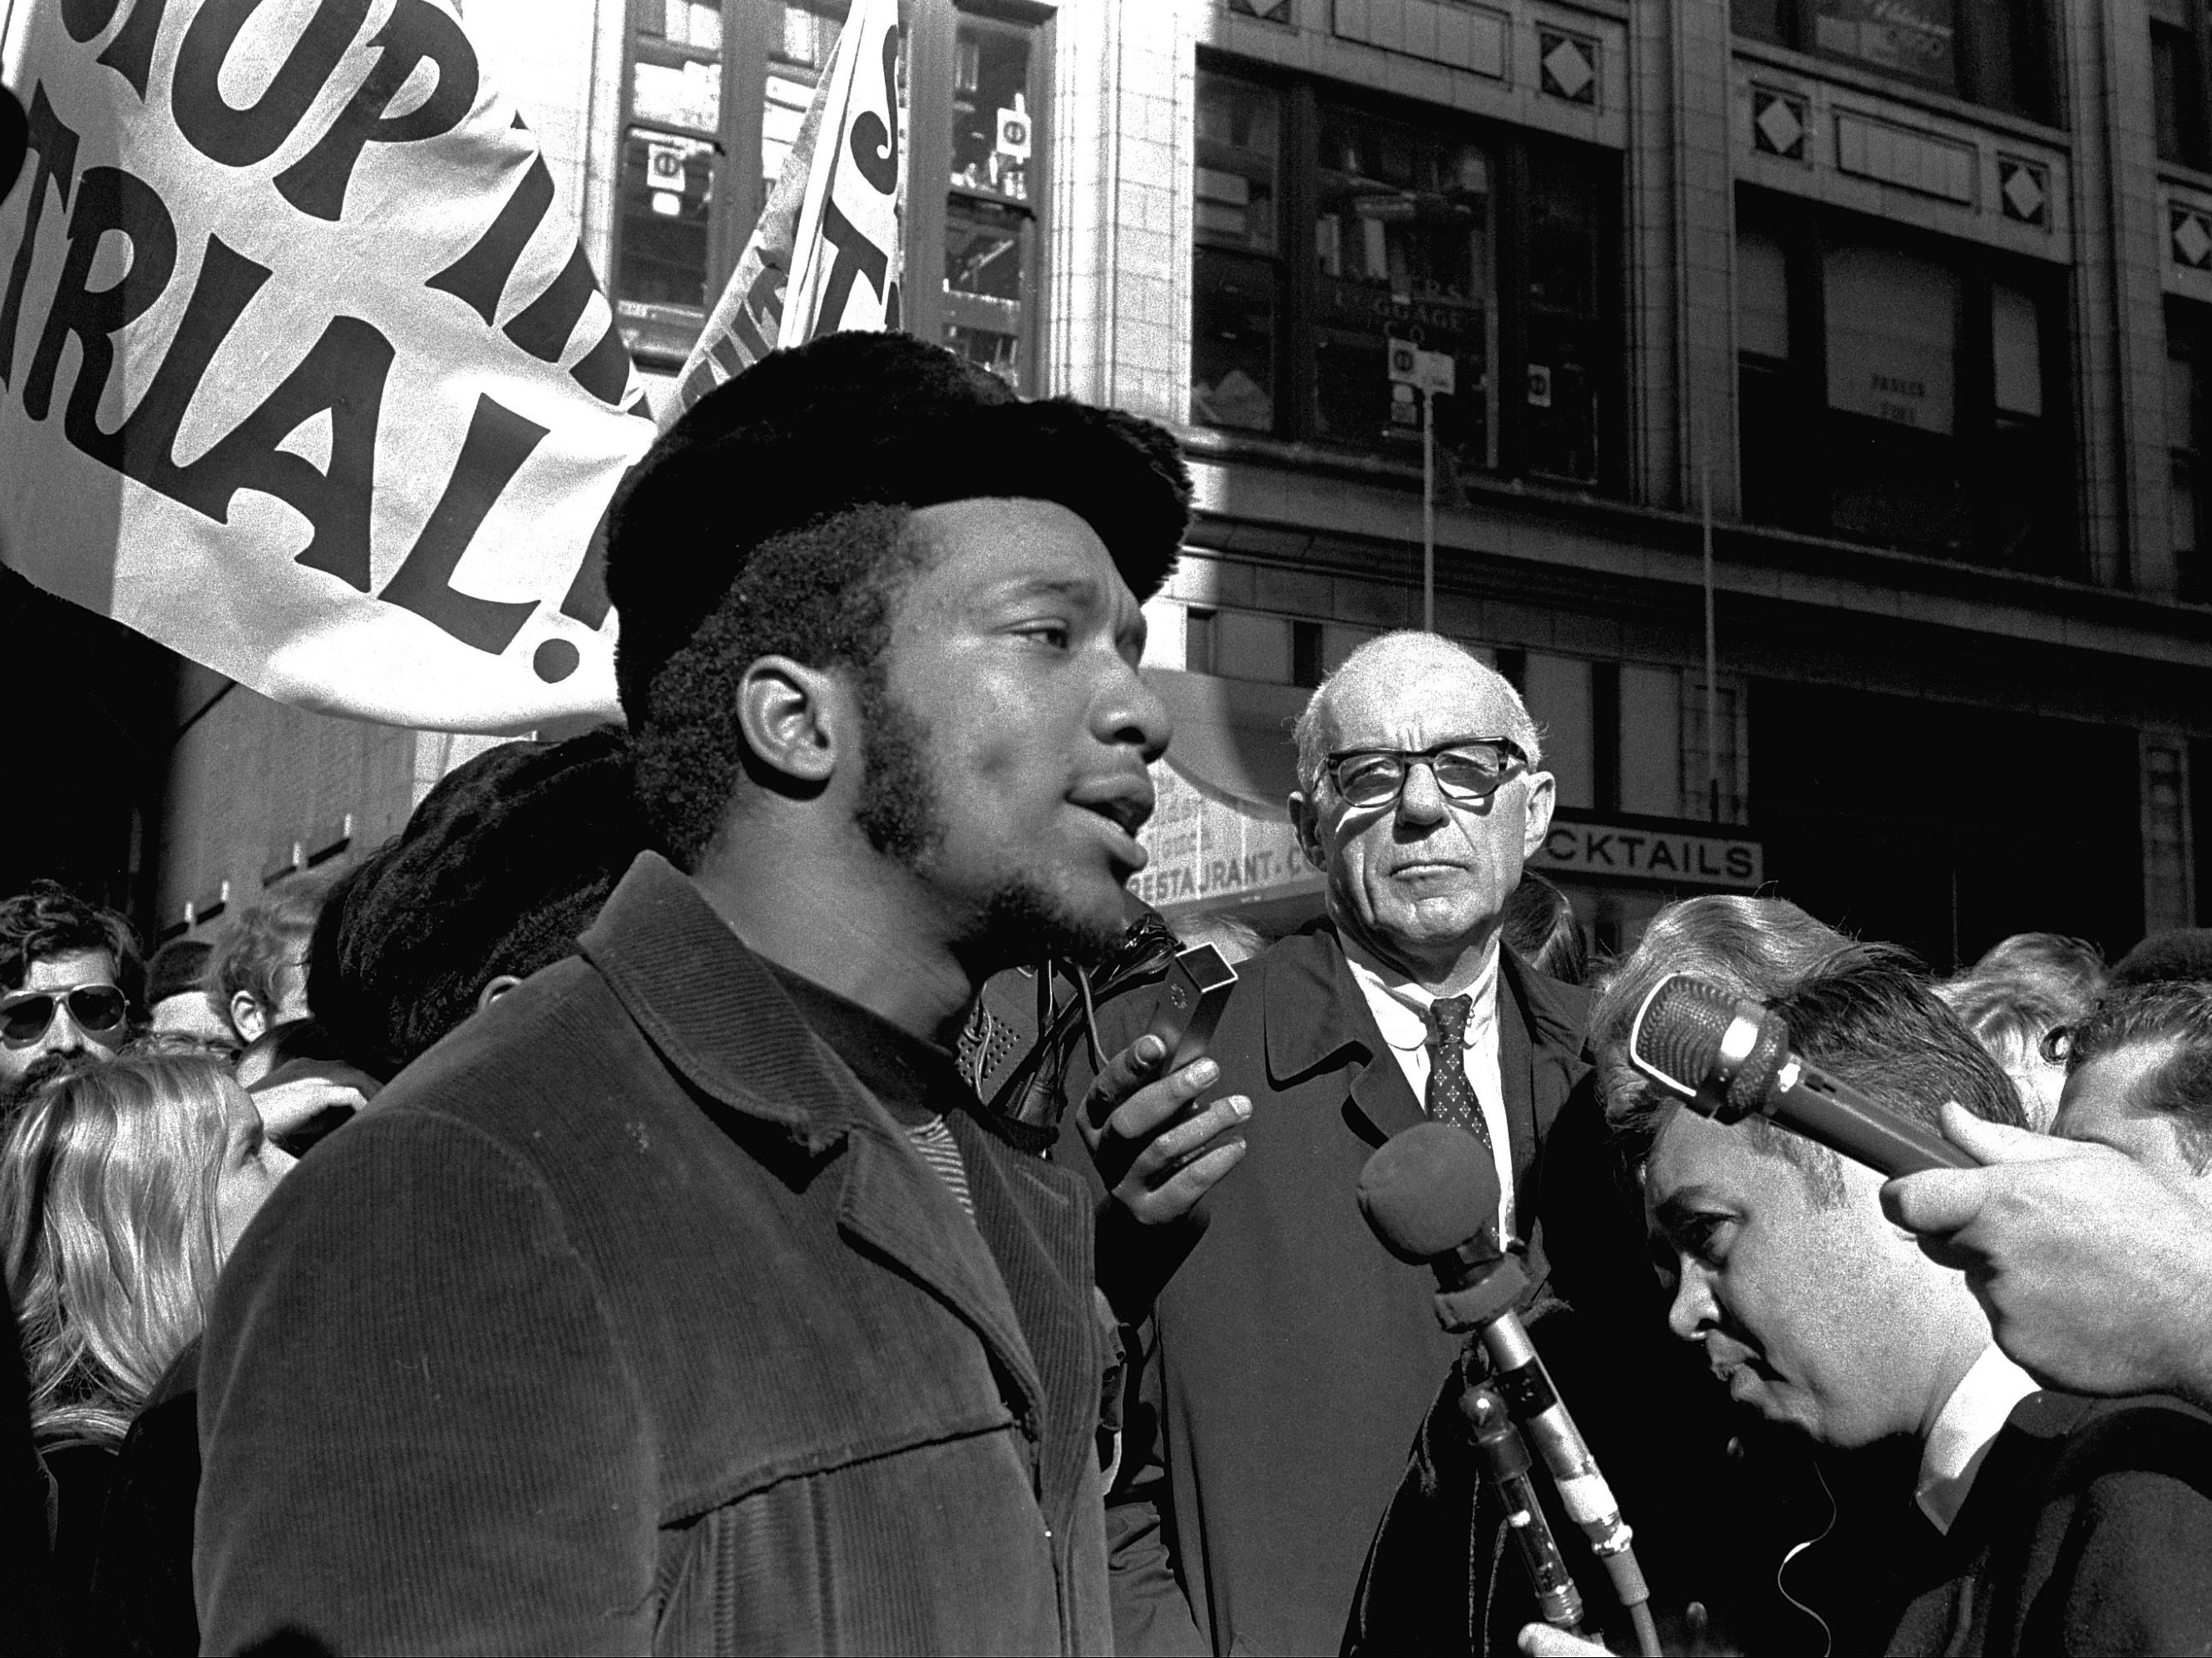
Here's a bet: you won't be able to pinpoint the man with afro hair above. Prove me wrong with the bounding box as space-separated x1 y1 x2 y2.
196 333 1250 1653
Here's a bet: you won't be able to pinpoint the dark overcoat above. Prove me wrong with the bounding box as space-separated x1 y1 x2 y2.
1075 920 1620 1656
1887 1389 2212 1656
195 852 1115 1655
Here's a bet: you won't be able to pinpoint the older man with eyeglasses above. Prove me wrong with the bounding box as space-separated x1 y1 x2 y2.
1079 631 1650 1657
0 880 141 1098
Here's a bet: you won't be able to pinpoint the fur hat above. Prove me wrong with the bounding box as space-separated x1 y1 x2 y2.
605 332 1192 719
309 726 648 1078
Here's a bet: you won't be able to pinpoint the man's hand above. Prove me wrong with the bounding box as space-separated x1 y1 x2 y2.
249 1058 381 1158
1080 1033 1249 1226
1882 1102 2212 1407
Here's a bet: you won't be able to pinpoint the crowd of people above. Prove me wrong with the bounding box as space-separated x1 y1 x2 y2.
6 331 2212 1656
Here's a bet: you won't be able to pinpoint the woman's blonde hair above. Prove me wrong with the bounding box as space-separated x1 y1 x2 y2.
2 1054 236 1447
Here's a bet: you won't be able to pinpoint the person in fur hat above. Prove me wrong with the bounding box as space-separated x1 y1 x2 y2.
193 333 1248 1655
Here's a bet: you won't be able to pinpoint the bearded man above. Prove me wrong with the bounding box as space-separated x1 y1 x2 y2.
193 335 1246 1654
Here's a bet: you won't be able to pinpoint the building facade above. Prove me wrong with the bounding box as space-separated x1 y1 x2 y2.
78 0 2212 969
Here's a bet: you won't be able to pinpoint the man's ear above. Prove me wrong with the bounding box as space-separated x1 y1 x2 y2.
737 655 849 788
230 990 269 1044
1288 790 1329 871
1519 770 1557 861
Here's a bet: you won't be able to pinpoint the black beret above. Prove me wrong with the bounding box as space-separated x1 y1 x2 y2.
310 726 648 1078
605 332 1192 718
146 938 213 1004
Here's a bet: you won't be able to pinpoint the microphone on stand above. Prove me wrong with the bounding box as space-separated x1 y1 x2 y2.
1627 973 1972 1177
1357 1123 1658 1656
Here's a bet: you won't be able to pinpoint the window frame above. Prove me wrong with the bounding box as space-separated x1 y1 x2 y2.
2154 0 2212 172
1734 188 2077 575
2168 298 2212 601
1190 52 1628 497
1731 0 2056 125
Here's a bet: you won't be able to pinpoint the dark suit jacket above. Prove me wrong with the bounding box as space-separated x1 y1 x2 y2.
1076 921 1608 1657
1887 1390 2212 1655
87 1336 200 1656
196 852 1115 1655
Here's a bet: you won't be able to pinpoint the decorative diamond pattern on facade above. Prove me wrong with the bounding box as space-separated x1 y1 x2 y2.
1751 88 1808 160
1538 29 1597 104
2176 205 2212 270
1997 157 2049 226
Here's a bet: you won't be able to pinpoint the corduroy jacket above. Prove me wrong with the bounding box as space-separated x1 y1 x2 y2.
195 852 1115 1655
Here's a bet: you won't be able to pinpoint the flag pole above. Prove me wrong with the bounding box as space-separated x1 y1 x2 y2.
1422 387 1435 632
1702 456 1719 822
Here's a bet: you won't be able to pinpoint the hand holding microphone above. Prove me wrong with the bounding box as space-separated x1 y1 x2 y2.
1627 972 1972 1176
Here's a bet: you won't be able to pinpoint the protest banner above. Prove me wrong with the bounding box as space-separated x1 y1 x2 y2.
664 0 900 427
0 0 655 733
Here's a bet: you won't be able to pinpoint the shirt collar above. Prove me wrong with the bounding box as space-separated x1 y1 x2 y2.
1915 1343 2040 1535
1339 933 1500 1052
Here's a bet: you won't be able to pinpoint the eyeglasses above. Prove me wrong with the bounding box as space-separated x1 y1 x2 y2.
1323 738 1531 808
1 984 129 1047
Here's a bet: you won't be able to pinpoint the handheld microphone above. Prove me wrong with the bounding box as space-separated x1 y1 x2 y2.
1627 974 1972 1177
1357 1123 1653 1637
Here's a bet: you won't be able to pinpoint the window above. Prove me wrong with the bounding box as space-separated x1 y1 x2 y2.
613 1 857 372
1192 64 1622 492
942 8 1045 390
1734 198 2073 575
2155 0 2212 170
2169 301 2212 600
615 0 733 369
1731 0 2053 122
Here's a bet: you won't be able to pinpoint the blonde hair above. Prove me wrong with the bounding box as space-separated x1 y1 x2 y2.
2 1054 236 1447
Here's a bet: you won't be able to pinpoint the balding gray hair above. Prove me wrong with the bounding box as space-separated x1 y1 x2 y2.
1291 631 1543 797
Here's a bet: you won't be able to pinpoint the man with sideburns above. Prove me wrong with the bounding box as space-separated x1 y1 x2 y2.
193 334 1248 1654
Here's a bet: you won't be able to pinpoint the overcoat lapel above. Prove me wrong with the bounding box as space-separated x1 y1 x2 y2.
1259 927 1424 1146
950 1109 1095 1527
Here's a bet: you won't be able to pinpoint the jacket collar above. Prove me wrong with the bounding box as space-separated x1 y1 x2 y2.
580 853 1053 1422
580 852 876 1152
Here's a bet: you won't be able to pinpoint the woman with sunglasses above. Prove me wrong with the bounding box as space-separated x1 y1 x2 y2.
1 1053 295 1650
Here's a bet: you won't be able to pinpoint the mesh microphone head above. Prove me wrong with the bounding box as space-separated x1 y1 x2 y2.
1629 975 1787 1126
1357 1121 1501 1265
1629 975 1740 1097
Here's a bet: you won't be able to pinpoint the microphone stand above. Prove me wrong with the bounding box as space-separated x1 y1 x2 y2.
1434 1242 1663 1658
1460 1377 1586 1634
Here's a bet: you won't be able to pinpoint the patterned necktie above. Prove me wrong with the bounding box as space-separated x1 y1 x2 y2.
1424 994 1494 1151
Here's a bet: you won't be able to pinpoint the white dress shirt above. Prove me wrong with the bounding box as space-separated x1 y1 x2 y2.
1915 1343 2042 1534
1340 933 1515 1240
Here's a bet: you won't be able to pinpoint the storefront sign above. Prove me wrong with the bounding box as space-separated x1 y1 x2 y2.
1533 818 1762 888
1129 760 1323 913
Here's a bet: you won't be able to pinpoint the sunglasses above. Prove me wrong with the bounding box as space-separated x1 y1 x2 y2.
1 984 129 1046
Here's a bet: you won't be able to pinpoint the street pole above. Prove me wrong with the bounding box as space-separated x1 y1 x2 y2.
1701 458 1719 822
1422 387 1435 632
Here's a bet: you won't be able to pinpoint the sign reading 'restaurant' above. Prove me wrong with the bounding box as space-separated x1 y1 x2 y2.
1532 817 1763 889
